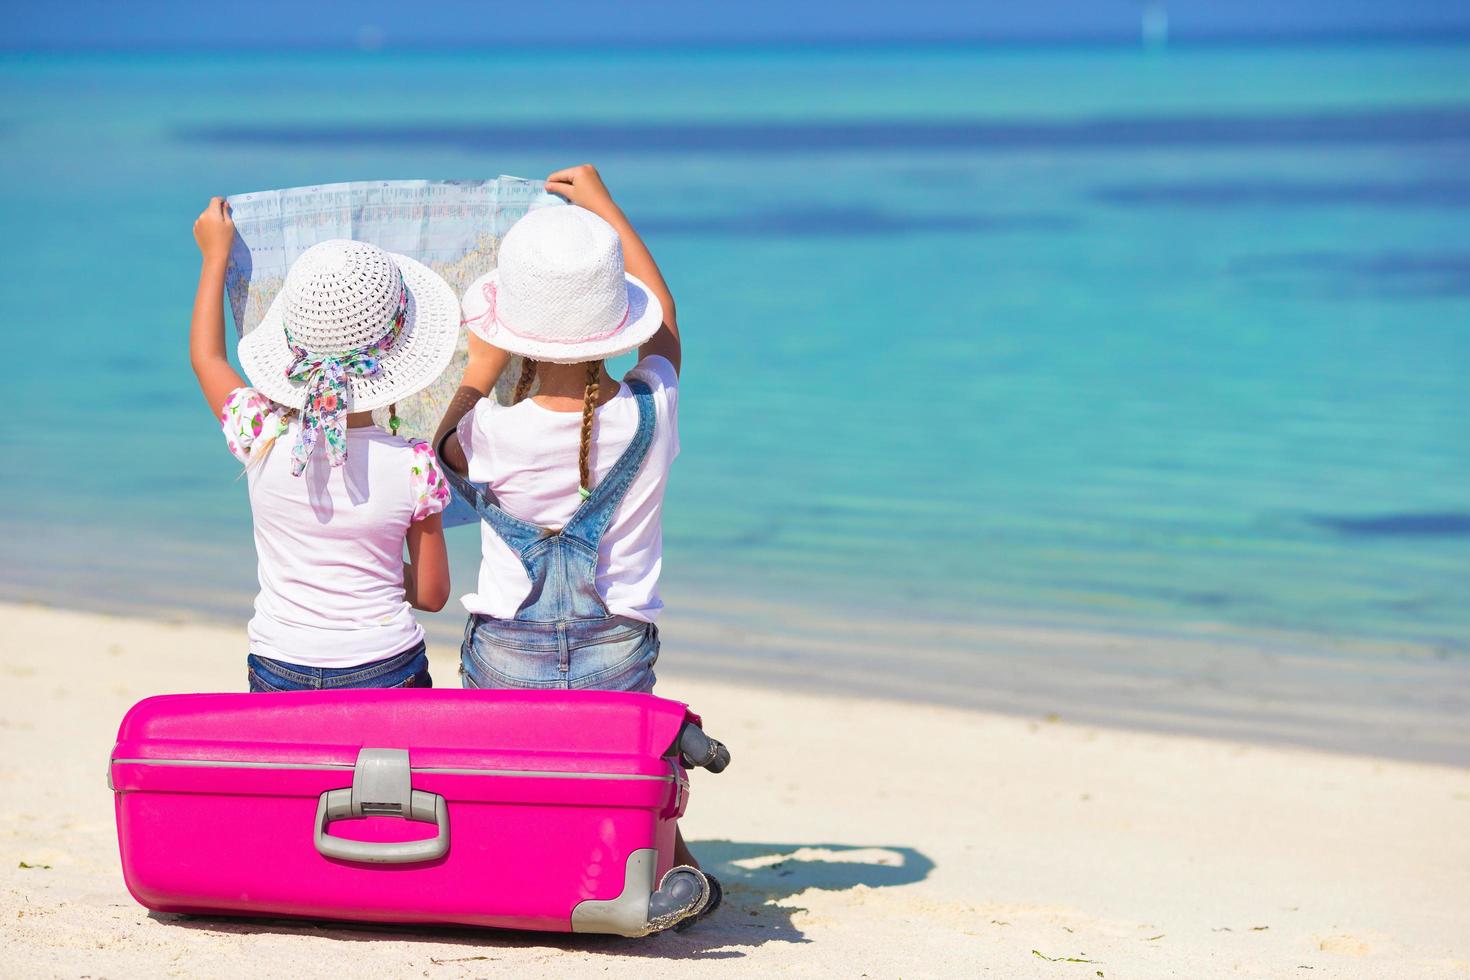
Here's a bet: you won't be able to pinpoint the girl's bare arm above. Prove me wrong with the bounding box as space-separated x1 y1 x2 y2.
545 165 681 375
190 197 248 416
432 332 512 474
403 513 450 612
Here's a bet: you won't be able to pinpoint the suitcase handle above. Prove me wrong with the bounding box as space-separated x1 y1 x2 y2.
314 787 449 864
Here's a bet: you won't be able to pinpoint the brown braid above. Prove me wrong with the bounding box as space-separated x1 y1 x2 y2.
512 357 537 404
578 362 600 496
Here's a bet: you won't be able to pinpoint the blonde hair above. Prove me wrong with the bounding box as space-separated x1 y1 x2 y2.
512 357 538 404
238 407 297 475
578 362 599 496
511 358 602 498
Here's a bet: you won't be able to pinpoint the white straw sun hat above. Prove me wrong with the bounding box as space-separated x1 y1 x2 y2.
460 206 664 364
238 239 459 412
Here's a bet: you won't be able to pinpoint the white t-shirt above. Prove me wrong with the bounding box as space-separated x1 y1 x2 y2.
456 355 680 622
221 387 450 667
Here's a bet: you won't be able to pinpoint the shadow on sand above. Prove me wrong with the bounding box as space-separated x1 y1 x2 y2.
150 839 934 960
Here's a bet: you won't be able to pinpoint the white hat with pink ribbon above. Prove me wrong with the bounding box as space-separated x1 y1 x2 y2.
460 206 664 364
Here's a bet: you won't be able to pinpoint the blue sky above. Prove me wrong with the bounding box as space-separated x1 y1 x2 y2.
9 1 1470 49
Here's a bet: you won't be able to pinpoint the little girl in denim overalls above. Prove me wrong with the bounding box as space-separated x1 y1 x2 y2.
436 166 718 927
188 200 457 691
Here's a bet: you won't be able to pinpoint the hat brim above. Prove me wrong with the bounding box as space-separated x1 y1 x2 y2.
237 251 460 413
461 271 665 365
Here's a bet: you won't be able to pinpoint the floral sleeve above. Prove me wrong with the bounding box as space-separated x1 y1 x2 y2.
220 387 279 464
409 440 451 521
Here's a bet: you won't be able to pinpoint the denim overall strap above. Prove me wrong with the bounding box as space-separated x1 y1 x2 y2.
441 459 550 556
445 379 656 623
559 380 657 554
504 379 655 621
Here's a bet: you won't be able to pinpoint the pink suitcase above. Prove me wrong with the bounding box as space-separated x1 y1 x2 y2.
109 689 729 936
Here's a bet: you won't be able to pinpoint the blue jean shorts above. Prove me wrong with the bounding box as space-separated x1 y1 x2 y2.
460 614 659 692
247 641 432 692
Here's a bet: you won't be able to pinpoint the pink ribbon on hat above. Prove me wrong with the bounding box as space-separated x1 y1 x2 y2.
462 282 631 346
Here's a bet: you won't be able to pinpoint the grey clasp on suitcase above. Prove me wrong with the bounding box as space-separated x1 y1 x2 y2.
314 748 449 865
570 721 733 935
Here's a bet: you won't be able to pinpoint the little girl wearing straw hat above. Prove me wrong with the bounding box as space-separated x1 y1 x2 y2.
190 198 458 691
434 165 719 928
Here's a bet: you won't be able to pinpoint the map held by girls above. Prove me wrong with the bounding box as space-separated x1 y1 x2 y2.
225 177 563 445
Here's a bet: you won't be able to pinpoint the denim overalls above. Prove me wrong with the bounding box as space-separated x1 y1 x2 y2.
447 380 660 692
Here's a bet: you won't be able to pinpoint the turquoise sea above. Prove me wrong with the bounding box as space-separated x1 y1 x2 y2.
2 41 1468 655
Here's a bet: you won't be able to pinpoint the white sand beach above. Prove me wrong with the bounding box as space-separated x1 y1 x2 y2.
3 601 1468 978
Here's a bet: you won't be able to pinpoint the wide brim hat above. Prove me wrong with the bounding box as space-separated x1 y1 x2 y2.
460 206 664 365
238 249 459 412
461 268 663 364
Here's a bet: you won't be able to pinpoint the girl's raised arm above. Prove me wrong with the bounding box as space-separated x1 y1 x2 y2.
432 331 511 475
545 165 681 375
190 197 248 417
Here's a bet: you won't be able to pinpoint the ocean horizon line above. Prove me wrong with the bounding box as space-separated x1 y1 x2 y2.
6 27 1470 59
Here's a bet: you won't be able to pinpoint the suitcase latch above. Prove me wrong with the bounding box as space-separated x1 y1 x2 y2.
352 747 413 817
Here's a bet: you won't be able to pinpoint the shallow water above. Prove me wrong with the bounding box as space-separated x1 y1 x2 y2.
1 41 1467 653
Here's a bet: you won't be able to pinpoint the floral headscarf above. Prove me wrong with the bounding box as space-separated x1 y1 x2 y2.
283 288 406 477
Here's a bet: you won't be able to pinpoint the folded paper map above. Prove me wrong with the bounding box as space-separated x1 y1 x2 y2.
224 177 563 526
